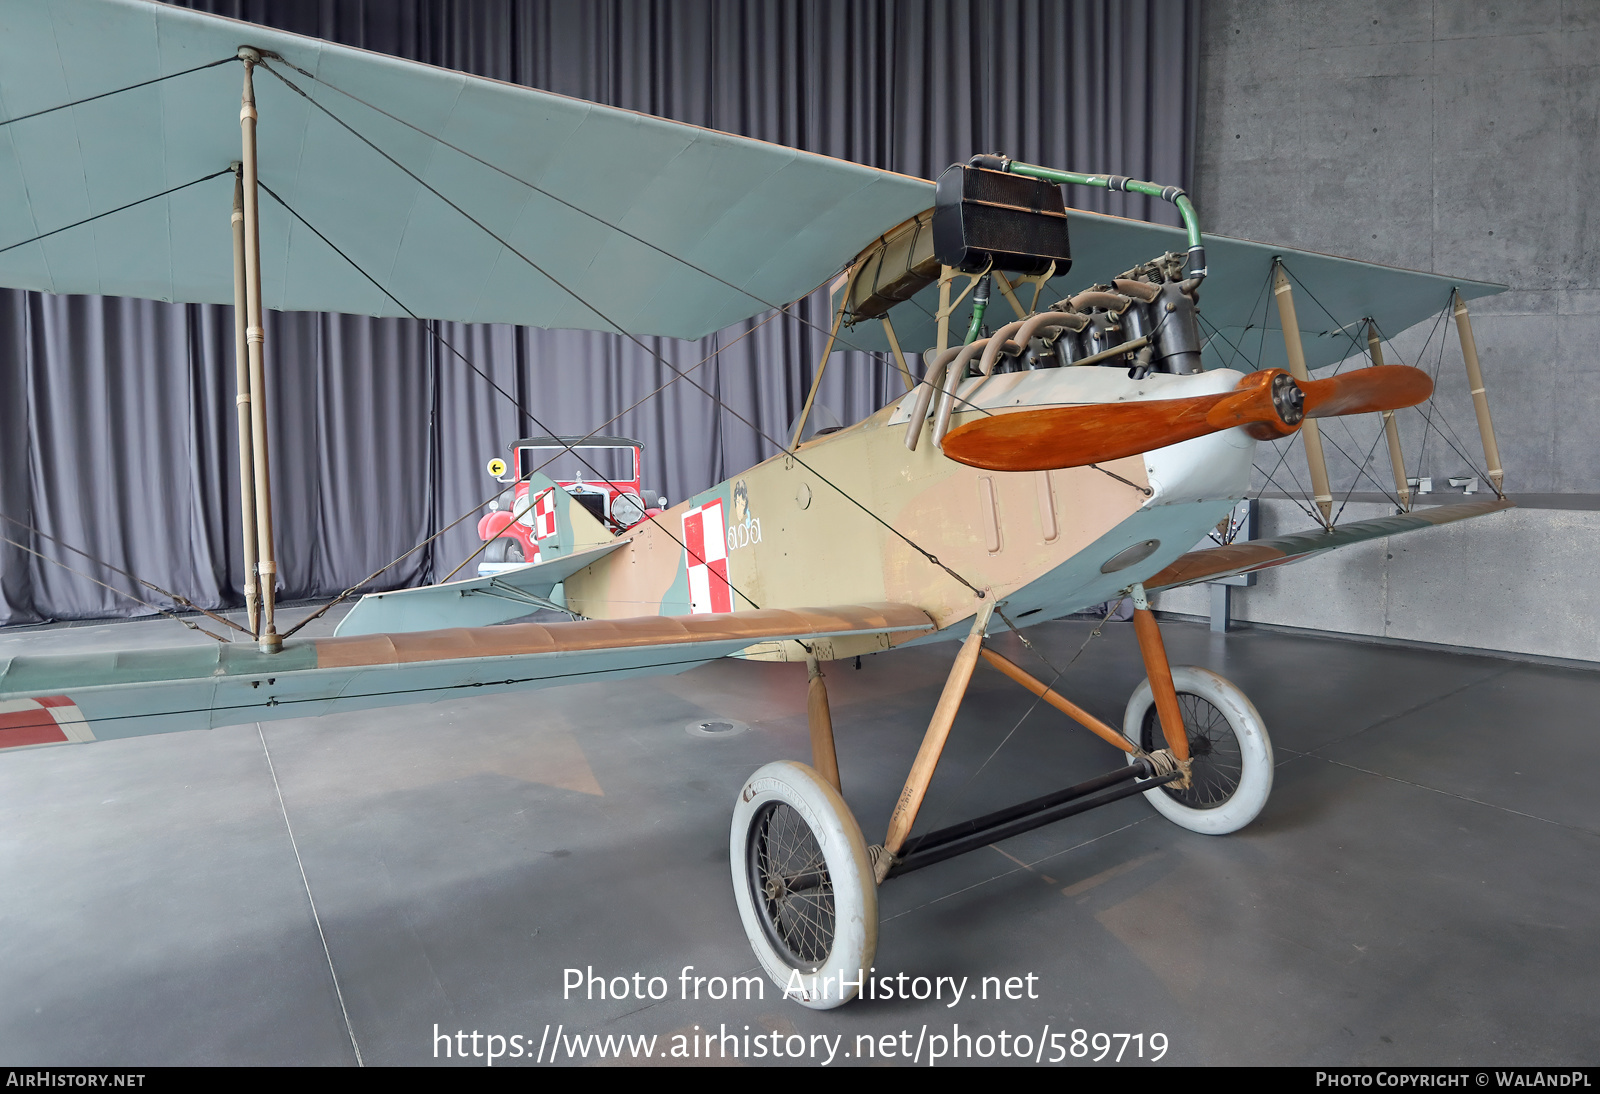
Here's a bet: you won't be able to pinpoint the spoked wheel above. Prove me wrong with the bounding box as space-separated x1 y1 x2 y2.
1123 667 1273 835
730 761 875 1009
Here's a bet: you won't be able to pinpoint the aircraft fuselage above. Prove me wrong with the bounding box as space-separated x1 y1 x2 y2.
563 365 1257 655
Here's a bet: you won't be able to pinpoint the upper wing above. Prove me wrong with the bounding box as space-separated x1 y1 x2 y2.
0 1 1503 358
0 0 930 339
1142 499 1514 592
0 603 934 746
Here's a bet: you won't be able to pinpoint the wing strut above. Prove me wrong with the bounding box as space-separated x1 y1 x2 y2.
1453 291 1506 494
239 48 282 653
229 169 261 636
1273 262 1335 528
1371 322 1414 511
790 264 858 449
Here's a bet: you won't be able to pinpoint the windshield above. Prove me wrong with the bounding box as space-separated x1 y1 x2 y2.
518 446 636 483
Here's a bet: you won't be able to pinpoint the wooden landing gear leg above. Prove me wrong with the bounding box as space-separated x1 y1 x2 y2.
1124 582 1276 834
875 600 995 881
1129 583 1190 766
806 656 841 792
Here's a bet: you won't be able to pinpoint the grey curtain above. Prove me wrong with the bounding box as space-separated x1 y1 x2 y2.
0 0 1199 625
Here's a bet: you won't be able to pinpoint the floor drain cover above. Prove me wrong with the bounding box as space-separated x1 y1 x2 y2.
686 718 748 738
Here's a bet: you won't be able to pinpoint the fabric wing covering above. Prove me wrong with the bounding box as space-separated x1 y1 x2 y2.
1 1 1504 358
0 603 935 744
0 0 932 339
1142 499 1514 592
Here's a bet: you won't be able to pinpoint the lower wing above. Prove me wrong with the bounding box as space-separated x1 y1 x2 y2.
0 604 933 748
1143 499 1513 592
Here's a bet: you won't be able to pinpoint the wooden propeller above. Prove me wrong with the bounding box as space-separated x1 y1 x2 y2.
941 366 1434 472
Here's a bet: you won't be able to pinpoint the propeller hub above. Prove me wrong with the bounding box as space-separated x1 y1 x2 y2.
1271 372 1305 426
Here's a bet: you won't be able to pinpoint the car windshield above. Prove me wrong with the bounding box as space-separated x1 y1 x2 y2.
519 446 636 483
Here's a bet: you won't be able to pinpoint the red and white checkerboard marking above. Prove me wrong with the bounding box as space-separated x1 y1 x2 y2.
0 696 94 749
682 498 733 614
532 487 558 541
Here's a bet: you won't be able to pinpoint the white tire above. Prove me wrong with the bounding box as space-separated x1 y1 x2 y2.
730 761 876 1010
1123 667 1273 835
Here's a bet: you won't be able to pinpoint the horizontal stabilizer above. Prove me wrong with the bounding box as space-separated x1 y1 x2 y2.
334 540 626 636
1143 498 1514 592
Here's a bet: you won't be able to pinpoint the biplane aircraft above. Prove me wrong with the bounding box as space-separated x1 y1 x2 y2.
0 0 1513 1009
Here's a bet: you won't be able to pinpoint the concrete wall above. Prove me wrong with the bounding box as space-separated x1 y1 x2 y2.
1176 2 1599 663
1195 0 1600 493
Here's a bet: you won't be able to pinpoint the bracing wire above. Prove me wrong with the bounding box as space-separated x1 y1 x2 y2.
915 600 1123 840
1370 306 1497 492
1204 266 1324 520
257 59 987 602
0 533 232 644
0 169 233 256
0 514 252 635
0 56 238 129
1280 262 1376 370
1320 427 1403 518
1277 263 1418 513
257 185 776 636
1221 264 1493 522
261 54 1000 408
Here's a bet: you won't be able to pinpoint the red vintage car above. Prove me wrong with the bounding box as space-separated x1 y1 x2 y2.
476 436 664 574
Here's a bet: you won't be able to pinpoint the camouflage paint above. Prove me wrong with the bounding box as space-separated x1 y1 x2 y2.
562 366 1257 648
0 606 932 744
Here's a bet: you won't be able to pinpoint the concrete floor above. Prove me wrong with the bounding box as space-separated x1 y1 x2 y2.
0 610 1595 1067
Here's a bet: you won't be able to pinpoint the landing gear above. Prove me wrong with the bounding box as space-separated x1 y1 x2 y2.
1123 666 1273 834
730 761 876 1010
729 607 1269 1013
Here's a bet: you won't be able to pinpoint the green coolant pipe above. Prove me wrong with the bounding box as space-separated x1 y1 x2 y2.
964 273 991 344
974 155 1206 279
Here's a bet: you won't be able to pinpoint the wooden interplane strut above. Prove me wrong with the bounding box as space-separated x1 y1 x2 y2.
229 171 260 636
1452 291 1505 493
239 50 280 652
1370 322 1413 511
1273 262 1334 527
